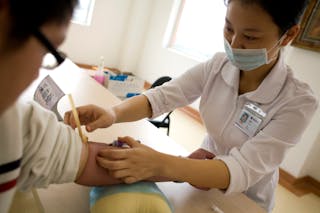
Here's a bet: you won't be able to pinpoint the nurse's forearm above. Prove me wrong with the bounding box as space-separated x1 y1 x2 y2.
157 154 230 189
112 95 152 123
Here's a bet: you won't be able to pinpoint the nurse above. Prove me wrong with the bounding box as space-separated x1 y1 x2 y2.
64 0 318 212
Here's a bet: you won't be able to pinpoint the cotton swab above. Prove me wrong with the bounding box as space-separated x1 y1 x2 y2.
67 94 87 143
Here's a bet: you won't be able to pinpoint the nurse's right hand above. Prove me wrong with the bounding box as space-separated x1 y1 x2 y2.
64 104 116 132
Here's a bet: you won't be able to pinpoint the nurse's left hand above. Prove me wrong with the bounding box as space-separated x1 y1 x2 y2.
188 148 215 160
97 136 162 184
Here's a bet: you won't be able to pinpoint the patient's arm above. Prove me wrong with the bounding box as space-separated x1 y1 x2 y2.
75 142 122 186
75 142 215 186
75 142 174 186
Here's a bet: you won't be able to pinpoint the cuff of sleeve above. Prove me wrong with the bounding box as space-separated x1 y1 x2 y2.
60 132 83 183
216 152 247 195
143 91 163 119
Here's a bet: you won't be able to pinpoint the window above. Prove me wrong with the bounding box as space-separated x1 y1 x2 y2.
164 0 227 61
72 0 95 26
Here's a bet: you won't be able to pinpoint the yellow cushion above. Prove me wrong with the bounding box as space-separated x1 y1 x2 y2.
90 182 172 213
91 192 172 213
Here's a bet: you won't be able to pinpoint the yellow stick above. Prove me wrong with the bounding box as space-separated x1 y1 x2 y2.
67 94 86 143
32 188 45 213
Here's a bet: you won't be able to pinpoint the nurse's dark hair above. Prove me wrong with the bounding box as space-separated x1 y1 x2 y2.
7 0 78 43
224 0 310 35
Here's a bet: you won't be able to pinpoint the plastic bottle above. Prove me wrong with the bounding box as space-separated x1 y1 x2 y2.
94 56 105 85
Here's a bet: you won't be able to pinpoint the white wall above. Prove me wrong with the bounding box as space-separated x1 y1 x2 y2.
61 0 134 68
282 47 320 179
135 0 199 83
303 132 320 180
117 0 155 74
134 0 201 108
62 0 320 181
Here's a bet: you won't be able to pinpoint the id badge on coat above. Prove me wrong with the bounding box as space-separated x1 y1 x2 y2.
235 102 266 137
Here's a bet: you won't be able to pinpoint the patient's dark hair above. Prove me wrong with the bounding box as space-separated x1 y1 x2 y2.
224 0 309 35
7 0 78 45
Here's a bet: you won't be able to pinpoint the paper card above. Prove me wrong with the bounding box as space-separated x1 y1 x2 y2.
34 75 65 120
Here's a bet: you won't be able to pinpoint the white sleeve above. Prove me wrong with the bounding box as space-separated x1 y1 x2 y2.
17 101 83 191
144 53 224 118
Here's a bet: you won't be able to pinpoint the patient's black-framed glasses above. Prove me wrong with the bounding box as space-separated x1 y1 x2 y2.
33 30 66 68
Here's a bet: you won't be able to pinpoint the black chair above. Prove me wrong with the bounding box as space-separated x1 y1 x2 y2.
148 76 172 135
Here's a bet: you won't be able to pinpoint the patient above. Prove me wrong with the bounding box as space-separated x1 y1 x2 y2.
0 0 171 212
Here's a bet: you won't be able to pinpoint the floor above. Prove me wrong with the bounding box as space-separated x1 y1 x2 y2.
159 109 320 213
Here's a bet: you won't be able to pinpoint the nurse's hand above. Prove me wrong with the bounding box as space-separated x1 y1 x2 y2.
64 104 115 132
97 136 162 184
188 148 215 160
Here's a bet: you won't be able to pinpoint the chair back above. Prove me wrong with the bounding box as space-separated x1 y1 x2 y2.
150 76 172 89
148 76 173 135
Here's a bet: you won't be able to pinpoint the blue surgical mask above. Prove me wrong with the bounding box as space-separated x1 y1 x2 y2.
224 36 285 71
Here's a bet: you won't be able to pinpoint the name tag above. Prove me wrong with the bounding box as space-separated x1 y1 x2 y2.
235 102 266 137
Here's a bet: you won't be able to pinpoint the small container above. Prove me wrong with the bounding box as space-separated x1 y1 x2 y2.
94 56 105 85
